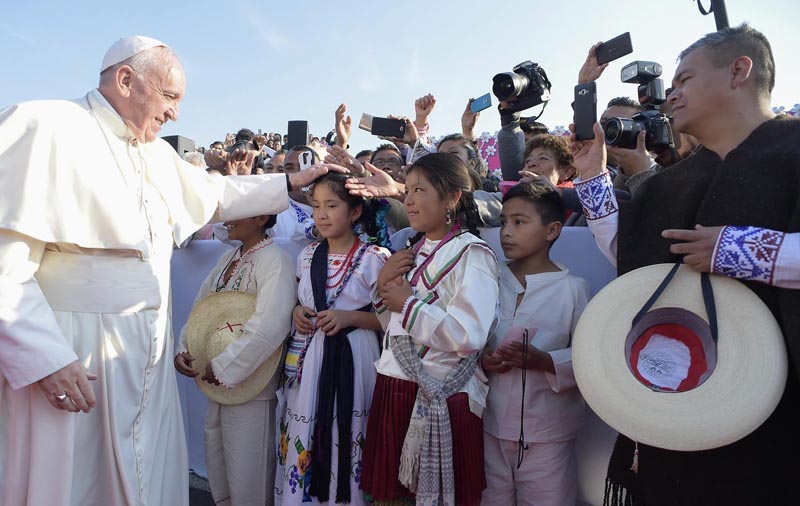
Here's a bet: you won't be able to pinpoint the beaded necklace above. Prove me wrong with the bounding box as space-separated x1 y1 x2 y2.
215 235 273 292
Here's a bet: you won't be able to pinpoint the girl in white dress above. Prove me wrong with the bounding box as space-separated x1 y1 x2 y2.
275 173 390 506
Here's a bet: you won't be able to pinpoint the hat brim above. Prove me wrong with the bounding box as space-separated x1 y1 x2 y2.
186 291 283 405
573 263 787 451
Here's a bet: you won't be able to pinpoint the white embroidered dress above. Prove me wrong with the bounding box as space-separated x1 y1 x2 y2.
275 241 389 506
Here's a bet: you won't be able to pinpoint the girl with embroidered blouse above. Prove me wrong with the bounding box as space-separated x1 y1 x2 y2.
275 173 390 506
360 153 500 506
175 214 296 506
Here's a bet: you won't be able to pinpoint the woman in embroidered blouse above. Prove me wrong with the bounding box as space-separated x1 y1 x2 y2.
275 173 390 506
175 213 297 506
361 153 500 506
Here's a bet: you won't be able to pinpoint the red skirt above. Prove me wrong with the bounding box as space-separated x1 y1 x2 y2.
360 374 486 506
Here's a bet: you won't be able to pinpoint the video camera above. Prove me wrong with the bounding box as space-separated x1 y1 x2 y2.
492 61 552 113
603 61 674 152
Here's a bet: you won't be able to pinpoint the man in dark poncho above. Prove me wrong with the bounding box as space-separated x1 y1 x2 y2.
571 24 800 506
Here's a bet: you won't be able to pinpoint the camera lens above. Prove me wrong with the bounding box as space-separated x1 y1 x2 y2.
492 72 528 101
603 118 640 149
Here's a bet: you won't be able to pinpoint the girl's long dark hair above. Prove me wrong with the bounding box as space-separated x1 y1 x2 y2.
308 172 388 246
405 152 482 247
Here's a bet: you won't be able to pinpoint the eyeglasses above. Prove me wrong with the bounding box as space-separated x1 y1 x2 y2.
372 158 402 169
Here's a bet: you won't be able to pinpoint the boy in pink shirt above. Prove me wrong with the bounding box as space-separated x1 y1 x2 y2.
481 183 591 506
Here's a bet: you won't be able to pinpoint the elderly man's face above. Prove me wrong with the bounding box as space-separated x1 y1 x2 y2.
125 54 186 143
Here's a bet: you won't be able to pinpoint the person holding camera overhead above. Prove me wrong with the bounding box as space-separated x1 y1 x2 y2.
571 24 800 506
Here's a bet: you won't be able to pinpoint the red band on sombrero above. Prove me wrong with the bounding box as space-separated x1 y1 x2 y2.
626 313 716 392
624 264 718 393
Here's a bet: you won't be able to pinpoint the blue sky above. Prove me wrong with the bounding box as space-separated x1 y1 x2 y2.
2 1 798 153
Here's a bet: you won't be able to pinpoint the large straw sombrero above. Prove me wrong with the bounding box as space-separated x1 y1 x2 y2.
573 263 787 451
186 291 283 405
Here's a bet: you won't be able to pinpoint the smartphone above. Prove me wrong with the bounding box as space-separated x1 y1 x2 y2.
371 117 406 138
573 82 597 141
286 120 309 150
470 93 492 114
595 32 633 66
358 113 374 132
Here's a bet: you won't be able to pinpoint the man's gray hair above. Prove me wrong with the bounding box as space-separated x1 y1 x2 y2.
679 23 775 94
99 46 176 86
182 151 206 168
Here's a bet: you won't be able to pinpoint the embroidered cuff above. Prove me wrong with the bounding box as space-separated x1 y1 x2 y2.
574 173 618 220
711 225 786 285
401 296 421 333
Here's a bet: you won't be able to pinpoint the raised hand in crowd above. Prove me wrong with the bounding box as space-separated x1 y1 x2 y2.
38 361 98 413
518 170 558 191
325 145 367 178
461 98 480 141
223 133 235 148
345 162 404 199
204 147 253 175
414 93 437 128
288 163 349 189
379 115 420 147
293 305 316 335
334 103 352 148
569 122 607 180
608 131 651 177
578 41 610 85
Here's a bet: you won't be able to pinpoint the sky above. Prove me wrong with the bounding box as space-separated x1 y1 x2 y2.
2 0 798 154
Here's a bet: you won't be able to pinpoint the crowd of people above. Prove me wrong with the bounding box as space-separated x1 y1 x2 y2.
1 21 799 506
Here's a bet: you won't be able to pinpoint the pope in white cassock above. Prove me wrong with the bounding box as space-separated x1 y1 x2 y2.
0 36 339 506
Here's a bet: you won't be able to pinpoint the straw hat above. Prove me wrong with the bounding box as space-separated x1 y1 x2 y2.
573 263 787 451
186 291 283 405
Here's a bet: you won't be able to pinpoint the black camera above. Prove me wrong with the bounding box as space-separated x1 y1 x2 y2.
603 60 674 151
492 61 552 113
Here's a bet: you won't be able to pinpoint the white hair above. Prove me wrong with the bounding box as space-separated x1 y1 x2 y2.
182 151 206 168
99 46 176 86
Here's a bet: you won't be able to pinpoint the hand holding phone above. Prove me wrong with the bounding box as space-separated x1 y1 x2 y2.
470 93 492 114
596 32 633 66
573 82 597 141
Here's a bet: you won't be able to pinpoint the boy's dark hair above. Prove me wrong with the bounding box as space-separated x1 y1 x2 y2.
355 149 374 159
265 215 278 230
502 182 566 226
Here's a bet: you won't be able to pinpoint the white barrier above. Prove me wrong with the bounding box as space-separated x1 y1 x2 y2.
171 228 618 504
